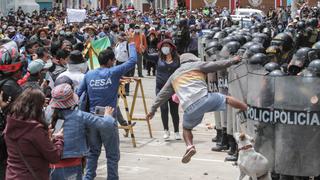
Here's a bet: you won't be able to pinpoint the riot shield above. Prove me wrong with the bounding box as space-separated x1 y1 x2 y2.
273 76 320 176
229 60 320 176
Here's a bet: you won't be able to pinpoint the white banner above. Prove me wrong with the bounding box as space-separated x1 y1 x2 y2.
67 8 87 23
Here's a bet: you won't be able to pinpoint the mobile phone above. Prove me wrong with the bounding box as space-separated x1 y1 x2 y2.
54 119 64 134
95 106 105 116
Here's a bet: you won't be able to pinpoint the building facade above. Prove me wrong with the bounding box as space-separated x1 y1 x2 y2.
52 0 99 9
36 0 53 10
0 0 40 15
190 0 319 12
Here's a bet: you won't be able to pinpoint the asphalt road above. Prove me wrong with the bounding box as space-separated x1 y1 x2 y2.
95 73 242 180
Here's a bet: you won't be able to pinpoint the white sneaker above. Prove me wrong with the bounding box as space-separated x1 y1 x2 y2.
163 130 170 140
174 132 182 140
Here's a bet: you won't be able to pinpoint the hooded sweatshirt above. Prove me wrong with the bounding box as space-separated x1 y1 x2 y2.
4 115 63 180
150 54 238 113
57 62 87 91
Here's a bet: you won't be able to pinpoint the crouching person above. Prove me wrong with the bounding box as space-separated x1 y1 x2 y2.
49 83 119 180
146 53 248 164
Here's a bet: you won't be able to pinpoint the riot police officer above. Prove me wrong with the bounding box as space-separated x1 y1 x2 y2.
211 41 241 162
204 41 223 144
271 32 295 65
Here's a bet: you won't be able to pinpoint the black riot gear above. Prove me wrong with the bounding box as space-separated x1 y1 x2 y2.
288 47 318 75
205 41 222 57
264 62 280 72
271 33 294 52
219 41 241 58
248 53 269 65
243 44 265 59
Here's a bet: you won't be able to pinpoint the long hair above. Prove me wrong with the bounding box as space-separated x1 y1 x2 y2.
159 45 180 63
9 87 46 127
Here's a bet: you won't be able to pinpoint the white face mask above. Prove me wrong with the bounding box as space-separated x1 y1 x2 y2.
40 37 47 40
161 47 171 55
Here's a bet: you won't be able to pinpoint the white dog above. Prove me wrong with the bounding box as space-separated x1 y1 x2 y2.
234 132 272 180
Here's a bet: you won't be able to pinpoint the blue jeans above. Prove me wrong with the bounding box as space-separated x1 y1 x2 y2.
50 165 82 180
84 118 120 180
183 93 226 129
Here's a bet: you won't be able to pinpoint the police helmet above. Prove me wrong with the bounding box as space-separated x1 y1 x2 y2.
308 59 320 75
269 69 285 76
248 53 269 65
284 27 296 38
205 41 222 57
250 26 259 33
234 35 247 46
213 31 228 41
219 41 241 58
264 62 280 72
256 23 265 32
288 47 318 75
307 18 318 28
262 27 272 38
271 33 293 52
243 44 265 59
312 41 320 50
296 21 306 30
221 36 237 46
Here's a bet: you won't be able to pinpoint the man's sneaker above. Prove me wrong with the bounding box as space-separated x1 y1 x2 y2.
163 130 170 140
182 146 196 164
174 132 182 140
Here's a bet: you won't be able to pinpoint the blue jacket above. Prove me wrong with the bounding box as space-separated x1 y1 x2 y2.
77 43 137 113
61 109 116 159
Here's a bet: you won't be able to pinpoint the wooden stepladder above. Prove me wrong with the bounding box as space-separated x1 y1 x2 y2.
117 77 153 147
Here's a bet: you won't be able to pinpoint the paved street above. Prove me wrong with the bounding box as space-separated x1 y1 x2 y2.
96 73 241 180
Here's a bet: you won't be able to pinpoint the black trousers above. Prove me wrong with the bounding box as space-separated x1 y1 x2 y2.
159 98 180 132
146 61 156 75
156 85 180 132
116 61 135 94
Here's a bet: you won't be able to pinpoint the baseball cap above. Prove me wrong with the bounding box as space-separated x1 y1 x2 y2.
28 59 45 74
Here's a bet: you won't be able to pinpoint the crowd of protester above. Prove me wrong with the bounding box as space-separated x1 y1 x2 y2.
0 1 320 180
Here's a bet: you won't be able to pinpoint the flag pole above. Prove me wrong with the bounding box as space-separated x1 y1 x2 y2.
89 47 94 70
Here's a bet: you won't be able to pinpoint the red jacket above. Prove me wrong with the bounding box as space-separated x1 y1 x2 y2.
4 115 63 180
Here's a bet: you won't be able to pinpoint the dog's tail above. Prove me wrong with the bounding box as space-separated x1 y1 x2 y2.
258 172 272 180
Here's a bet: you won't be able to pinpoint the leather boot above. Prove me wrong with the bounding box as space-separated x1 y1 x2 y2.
212 128 222 142
226 135 237 156
211 128 229 152
225 151 238 162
